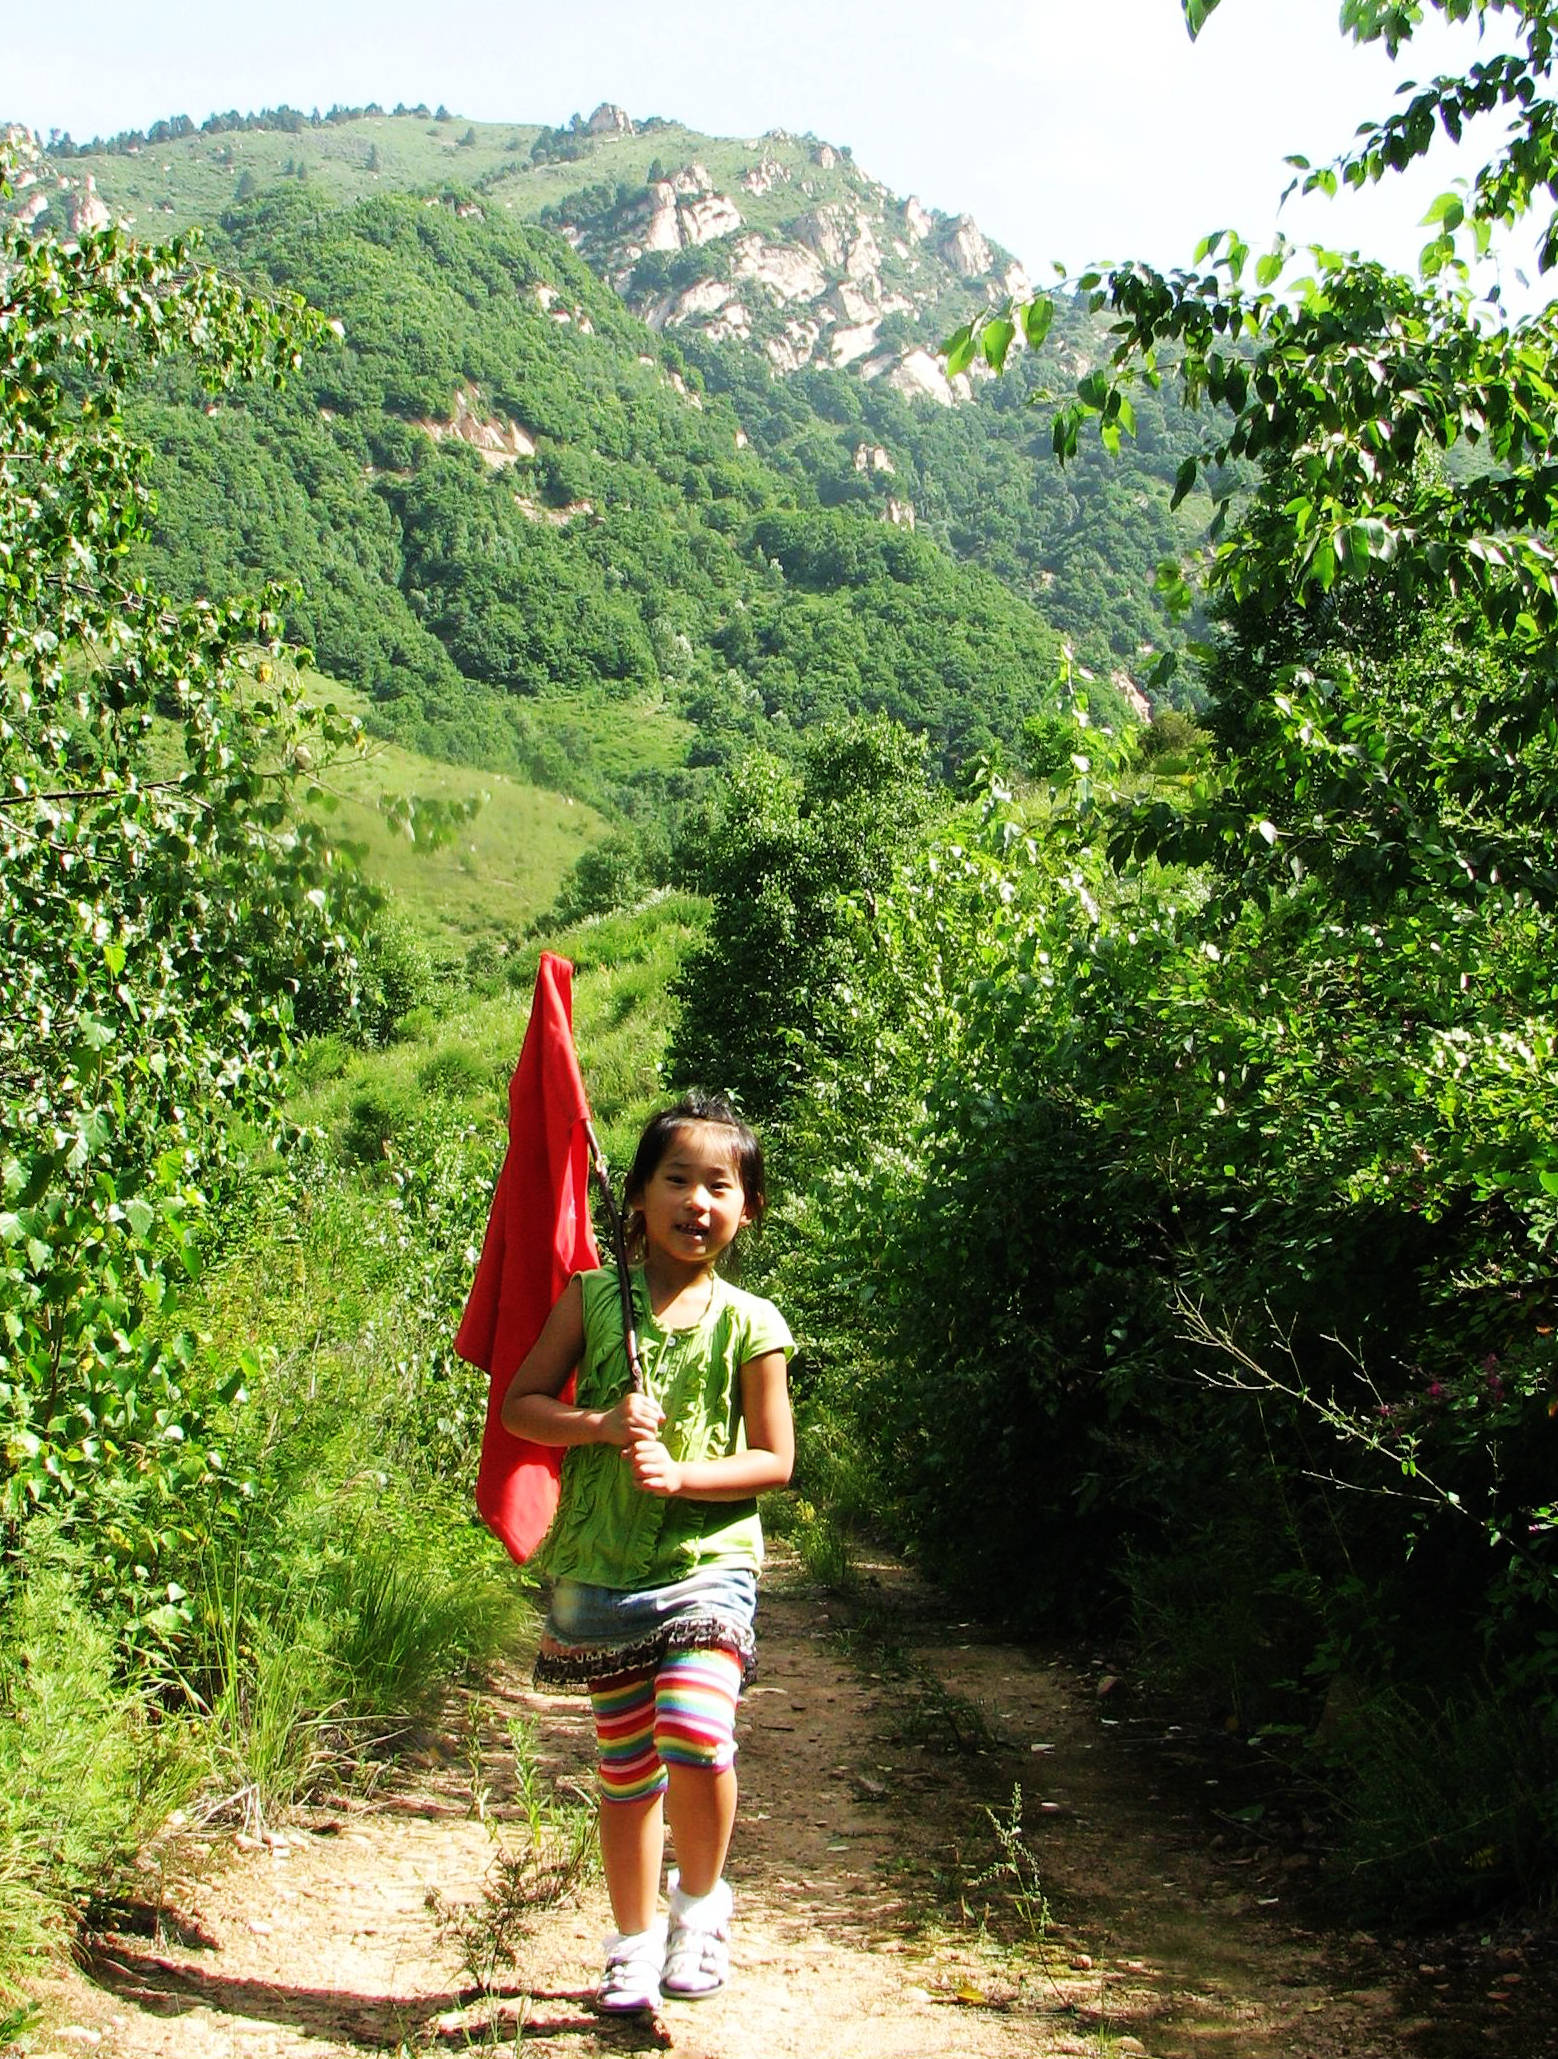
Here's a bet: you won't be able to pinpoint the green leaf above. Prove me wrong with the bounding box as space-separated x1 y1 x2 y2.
124 1198 156 1239
943 325 978 378
981 316 1016 374
1020 297 1055 350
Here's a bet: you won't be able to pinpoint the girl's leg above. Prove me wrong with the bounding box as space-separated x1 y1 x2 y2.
590 1669 668 1935
654 1647 744 1896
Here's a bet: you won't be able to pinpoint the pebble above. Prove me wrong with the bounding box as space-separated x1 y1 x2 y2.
1068 1954 1094 1971
54 2032 102 2049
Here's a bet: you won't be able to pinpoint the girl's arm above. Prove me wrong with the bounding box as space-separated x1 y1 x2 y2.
628 1350 794 1500
500 1276 664 1449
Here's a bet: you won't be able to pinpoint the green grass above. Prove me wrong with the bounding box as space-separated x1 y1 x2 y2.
68 113 876 246
62 115 548 237
0 1543 197 2000
286 892 706 1158
290 671 607 953
528 690 694 787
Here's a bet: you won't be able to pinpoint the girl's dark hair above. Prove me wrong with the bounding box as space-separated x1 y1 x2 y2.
622 1092 767 1260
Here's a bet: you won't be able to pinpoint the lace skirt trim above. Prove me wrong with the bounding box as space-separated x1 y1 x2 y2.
532 1612 758 1692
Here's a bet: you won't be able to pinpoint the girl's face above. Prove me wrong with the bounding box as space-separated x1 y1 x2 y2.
632 1123 752 1268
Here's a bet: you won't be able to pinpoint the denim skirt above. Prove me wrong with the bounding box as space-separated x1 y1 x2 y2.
533 1563 758 1691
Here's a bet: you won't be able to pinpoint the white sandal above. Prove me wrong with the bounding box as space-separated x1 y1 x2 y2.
661 1873 732 2000
597 1923 664 2013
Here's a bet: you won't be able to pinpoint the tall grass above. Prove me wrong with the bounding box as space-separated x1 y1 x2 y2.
0 1540 196 1999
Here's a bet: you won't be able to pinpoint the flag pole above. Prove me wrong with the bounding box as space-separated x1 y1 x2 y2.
583 1120 645 1391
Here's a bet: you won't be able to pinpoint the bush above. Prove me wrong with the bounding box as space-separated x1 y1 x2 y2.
416 1043 492 1100
341 1082 417 1164
1325 1686 1558 1918
355 904 440 1043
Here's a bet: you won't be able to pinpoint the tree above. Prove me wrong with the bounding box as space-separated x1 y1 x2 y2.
0 158 365 1594
948 2 1558 669
665 717 933 1123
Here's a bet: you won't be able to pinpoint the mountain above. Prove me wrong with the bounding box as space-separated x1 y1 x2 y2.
5 108 1213 818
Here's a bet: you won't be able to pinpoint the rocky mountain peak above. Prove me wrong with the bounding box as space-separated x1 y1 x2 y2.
586 103 634 136
534 128 1018 399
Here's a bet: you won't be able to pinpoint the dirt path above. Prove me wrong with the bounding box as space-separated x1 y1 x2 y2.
32 1555 1555 2059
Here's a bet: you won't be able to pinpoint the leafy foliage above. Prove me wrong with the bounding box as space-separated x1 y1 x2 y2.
0 167 369 1600
690 2 1558 1911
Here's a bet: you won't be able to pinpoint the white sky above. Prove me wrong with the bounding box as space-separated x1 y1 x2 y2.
9 0 1543 297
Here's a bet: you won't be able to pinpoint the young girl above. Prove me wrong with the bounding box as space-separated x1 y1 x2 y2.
501 1091 794 2013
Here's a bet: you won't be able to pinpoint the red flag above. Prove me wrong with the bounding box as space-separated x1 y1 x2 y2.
455 951 599 1562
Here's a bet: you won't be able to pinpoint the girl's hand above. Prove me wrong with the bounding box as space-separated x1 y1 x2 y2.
601 1392 665 1449
626 1438 684 1497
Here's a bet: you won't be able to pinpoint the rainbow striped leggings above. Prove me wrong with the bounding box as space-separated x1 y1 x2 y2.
589 1648 745 1804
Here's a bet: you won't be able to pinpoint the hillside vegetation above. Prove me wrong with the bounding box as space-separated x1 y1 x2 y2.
35 105 1210 725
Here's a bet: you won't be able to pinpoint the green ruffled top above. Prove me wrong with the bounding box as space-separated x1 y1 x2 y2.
535 1266 794 1591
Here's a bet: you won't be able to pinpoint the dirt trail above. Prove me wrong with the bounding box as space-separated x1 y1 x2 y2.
35 1555 1555 2059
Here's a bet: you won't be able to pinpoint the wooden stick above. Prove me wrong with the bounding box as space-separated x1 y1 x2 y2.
583 1120 645 1391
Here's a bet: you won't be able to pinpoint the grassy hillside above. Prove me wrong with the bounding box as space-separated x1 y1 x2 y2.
299 679 603 952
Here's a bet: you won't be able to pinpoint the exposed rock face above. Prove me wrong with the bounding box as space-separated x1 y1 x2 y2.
831 322 880 367
1113 670 1153 722
853 444 896 475
741 157 790 196
704 303 751 344
880 346 971 407
521 128 1027 408
834 280 879 325
845 217 883 282
641 187 682 252
766 317 823 373
665 277 733 321
941 213 993 278
680 192 742 244
731 233 827 303
634 168 743 252
884 498 915 529
419 384 537 466
587 103 633 136
515 495 594 525
69 175 110 236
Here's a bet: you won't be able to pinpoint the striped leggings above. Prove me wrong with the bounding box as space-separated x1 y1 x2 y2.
589 1648 744 1805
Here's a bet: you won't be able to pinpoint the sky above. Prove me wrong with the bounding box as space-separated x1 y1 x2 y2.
8 0 1542 298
